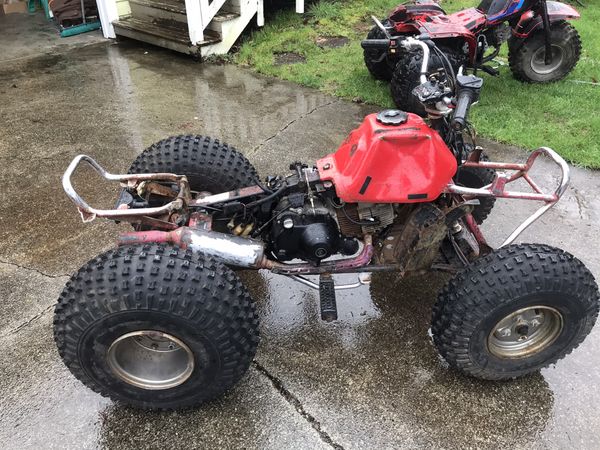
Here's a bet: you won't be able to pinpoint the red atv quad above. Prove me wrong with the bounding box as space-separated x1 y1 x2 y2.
363 0 581 115
56 38 598 410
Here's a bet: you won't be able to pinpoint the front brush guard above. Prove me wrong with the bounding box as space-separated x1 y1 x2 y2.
445 147 570 247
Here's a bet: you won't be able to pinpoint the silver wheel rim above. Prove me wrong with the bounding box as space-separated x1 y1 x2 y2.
488 306 563 358
530 45 564 75
107 330 195 390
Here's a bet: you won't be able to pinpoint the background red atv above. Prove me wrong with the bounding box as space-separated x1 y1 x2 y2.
363 0 581 115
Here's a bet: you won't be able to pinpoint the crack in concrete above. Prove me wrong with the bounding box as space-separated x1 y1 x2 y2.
0 259 70 280
252 360 344 450
3 304 54 337
570 186 588 220
250 100 340 155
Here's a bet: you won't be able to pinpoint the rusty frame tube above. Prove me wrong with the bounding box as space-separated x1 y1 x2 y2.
63 155 189 222
446 147 570 247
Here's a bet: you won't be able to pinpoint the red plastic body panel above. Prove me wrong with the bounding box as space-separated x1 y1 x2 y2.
392 7 485 61
316 113 457 204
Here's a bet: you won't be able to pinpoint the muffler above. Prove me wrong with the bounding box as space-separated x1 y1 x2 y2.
118 227 266 268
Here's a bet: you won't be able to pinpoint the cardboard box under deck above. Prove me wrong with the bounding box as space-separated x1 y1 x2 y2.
3 1 28 14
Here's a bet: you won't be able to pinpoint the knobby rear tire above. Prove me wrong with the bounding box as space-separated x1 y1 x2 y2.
127 135 259 231
128 135 259 192
54 244 260 409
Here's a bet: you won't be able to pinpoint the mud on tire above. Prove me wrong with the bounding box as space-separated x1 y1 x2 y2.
432 244 599 380
508 20 581 83
54 244 260 409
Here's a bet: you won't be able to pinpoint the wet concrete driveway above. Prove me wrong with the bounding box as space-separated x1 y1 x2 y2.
1 41 600 449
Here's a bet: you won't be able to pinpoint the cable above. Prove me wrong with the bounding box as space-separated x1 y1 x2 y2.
255 179 273 194
245 183 287 209
252 204 293 237
432 44 457 91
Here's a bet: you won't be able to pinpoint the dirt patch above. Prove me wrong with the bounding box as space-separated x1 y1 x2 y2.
316 36 350 49
354 21 374 34
274 52 306 65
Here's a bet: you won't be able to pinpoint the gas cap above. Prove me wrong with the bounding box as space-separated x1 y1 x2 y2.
376 109 408 126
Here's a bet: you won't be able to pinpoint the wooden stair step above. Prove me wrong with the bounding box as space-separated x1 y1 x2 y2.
128 0 185 15
113 17 221 46
212 10 239 22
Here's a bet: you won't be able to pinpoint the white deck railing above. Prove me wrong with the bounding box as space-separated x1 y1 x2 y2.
187 0 305 45
96 0 305 46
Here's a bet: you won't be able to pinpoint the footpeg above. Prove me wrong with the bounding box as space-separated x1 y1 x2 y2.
479 65 500 76
319 274 338 322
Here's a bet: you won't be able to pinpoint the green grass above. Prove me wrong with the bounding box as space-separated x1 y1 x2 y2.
236 0 600 168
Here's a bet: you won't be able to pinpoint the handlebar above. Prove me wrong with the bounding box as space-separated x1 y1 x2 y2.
451 89 475 131
360 39 391 50
450 74 483 131
361 33 483 124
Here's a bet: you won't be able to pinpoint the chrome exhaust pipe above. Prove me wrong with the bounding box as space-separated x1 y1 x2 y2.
118 227 266 268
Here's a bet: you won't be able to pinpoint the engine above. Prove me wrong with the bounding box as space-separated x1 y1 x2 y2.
269 194 359 263
267 163 400 265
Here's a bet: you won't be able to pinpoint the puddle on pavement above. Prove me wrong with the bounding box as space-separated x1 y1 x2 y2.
244 270 557 447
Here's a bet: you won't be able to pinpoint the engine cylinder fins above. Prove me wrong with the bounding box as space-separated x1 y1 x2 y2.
335 203 363 238
336 203 396 237
358 203 395 233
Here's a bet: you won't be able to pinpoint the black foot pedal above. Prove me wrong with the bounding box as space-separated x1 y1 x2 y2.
479 65 500 76
319 274 338 322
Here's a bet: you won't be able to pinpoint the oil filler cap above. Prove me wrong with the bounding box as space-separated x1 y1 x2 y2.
376 109 408 126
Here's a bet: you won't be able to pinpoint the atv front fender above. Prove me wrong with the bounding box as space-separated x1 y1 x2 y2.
512 1 580 39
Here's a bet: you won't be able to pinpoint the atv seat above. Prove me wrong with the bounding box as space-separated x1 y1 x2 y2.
477 0 535 16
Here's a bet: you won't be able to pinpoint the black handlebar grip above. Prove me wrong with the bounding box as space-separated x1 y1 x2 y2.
451 88 476 131
361 39 391 50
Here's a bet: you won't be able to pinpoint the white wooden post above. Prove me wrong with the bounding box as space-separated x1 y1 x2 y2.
186 0 206 44
96 0 119 38
257 0 264 26
296 0 304 13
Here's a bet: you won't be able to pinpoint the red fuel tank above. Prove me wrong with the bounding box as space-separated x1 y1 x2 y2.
316 111 457 204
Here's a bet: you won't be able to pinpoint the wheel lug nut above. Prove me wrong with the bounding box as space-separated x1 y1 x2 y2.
497 328 511 337
515 324 529 336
